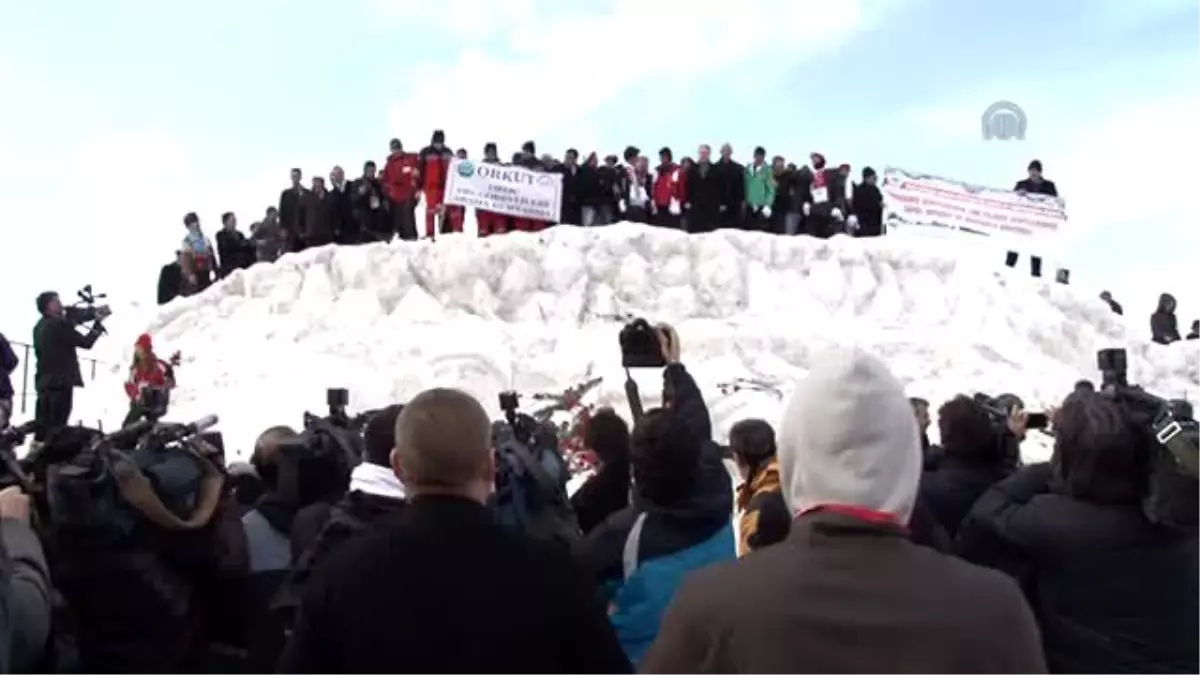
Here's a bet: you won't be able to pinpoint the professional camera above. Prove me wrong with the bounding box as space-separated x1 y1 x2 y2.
45 415 224 540
281 389 378 489
620 318 666 368
1094 348 1198 528
63 284 113 327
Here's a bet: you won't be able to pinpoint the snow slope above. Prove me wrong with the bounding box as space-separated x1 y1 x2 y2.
72 224 1199 461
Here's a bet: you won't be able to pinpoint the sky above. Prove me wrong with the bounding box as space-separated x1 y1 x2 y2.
1 0 1197 341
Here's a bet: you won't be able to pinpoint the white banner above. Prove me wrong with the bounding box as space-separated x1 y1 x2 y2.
882 167 1068 247
444 158 563 221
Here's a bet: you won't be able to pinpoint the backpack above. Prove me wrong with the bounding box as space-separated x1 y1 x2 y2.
490 421 581 550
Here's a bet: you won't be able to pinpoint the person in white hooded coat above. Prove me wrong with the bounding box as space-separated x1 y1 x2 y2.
643 346 1046 674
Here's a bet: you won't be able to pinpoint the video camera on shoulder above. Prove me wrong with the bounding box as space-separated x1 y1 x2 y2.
620 318 666 368
63 284 113 327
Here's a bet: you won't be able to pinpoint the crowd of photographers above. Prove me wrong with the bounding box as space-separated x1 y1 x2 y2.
0 319 1196 674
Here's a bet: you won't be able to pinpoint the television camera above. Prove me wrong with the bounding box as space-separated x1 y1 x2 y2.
64 284 113 329
281 388 380 478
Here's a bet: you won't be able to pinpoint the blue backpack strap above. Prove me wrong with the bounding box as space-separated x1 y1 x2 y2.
622 512 648 581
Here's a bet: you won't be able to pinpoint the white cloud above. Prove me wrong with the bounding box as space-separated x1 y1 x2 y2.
381 0 887 155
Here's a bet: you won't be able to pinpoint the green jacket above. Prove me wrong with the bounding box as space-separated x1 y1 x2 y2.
744 163 777 208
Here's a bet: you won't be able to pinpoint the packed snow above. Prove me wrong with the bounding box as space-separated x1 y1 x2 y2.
69 224 1199 462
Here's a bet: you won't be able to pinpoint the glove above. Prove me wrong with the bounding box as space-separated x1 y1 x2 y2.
847 214 859 232
618 199 627 213
832 207 844 221
802 202 812 216
669 199 682 216
762 206 772 218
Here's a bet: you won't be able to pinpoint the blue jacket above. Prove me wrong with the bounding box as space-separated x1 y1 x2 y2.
576 364 736 665
0 333 18 400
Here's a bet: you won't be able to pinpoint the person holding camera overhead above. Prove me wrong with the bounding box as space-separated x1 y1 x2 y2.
122 333 180 427
30 291 106 443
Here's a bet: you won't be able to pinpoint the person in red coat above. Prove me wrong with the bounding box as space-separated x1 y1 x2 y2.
418 129 450 239
652 147 685 229
123 333 179 426
381 139 420 241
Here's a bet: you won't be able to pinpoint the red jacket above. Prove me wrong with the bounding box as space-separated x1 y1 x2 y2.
653 163 685 207
418 146 449 194
382 152 419 203
125 358 172 400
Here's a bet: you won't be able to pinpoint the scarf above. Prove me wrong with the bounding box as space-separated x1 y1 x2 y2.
627 166 649 206
184 229 211 256
349 462 407 500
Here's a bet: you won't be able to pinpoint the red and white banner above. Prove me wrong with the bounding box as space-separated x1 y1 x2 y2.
881 167 1068 246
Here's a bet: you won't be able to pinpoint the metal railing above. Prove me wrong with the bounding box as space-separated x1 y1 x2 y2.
9 340 109 414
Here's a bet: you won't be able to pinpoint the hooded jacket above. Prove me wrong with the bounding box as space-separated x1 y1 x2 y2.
642 347 1045 674
575 363 735 666
1151 293 1181 345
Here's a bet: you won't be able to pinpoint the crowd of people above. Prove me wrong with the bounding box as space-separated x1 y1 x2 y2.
0 320 1196 674
158 131 899 303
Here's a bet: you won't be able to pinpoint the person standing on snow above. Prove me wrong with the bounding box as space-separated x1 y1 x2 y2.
713 143 745 229
475 142 508 236
31 291 104 443
180 212 216 295
417 130 450 239
122 333 178 426
651 147 684 229
327 165 356 244
1151 292 1181 344
278 168 309 253
743 146 777 232
381 139 419 241
301 176 336 248
351 161 390 243
1008 159 1069 283
849 166 885 237
558 148 585 225
799 152 848 238
440 148 466 234
216 212 254 278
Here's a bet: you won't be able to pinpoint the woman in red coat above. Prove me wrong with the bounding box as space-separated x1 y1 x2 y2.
123 333 179 426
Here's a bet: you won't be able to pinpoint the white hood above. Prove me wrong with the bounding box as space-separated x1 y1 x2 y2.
777 346 921 524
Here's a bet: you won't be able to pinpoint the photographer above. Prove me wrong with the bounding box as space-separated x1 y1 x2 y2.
919 395 1019 538
31 291 104 442
577 324 736 665
0 486 52 674
957 391 1198 673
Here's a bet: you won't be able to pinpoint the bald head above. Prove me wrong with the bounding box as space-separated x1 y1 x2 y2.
393 388 493 492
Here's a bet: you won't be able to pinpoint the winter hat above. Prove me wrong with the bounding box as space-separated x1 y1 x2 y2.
862 166 877 180
431 129 445 143
777 346 921 524
522 140 536 155
389 138 402 151
135 333 153 351
35 291 58 315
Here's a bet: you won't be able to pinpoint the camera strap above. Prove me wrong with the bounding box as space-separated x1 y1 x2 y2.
109 445 225 531
624 368 644 423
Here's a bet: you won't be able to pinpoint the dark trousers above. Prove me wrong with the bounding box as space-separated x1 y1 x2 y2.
1006 251 1070 284
34 386 74 441
653 210 682 229
390 199 418 241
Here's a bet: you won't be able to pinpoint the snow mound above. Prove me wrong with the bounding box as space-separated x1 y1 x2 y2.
75 224 1200 461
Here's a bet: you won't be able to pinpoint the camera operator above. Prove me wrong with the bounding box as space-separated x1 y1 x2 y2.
31 291 104 443
957 391 1199 673
0 486 52 674
919 395 1019 538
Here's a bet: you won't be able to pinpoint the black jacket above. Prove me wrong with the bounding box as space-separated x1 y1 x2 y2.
278 186 308 234
1151 293 1181 345
570 460 630 535
1014 178 1059 197
32 315 101 390
0 333 18 399
279 495 631 674
576 364 732 588
557 163 585 222
851 182 885 236
215 228 253 278
157 262 182 306
713 159 745 210
958 463 1199 673
685 162 723 222
327 181 354 240
920 456 1012 538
